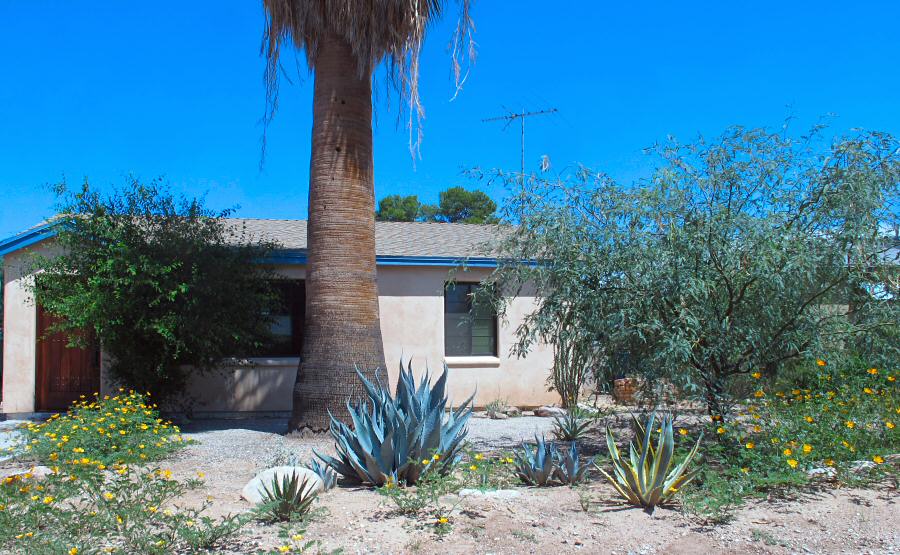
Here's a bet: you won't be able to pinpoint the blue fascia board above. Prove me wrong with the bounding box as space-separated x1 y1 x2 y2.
0 224 499 268
0 224 57 257
263 251 498 268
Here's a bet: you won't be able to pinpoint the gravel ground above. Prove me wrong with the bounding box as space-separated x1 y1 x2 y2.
165 416 899 554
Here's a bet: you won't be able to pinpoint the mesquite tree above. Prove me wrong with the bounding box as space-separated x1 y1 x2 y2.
478 126 899 417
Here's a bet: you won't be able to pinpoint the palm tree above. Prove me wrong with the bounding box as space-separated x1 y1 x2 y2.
261 1 475 432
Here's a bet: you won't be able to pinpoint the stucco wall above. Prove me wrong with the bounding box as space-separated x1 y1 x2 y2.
2 240 555 414
377 265 556 408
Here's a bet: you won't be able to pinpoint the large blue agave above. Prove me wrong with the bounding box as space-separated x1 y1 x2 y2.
316 361 474 486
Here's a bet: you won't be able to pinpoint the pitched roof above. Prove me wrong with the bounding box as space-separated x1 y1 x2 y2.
231 218 500 259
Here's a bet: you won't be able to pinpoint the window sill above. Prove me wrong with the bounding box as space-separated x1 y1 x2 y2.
444 356 501 368
222 357 301 368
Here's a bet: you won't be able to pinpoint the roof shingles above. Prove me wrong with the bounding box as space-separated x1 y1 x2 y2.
230 219 499 259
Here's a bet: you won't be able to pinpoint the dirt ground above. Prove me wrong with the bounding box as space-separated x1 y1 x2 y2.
163 418 900 554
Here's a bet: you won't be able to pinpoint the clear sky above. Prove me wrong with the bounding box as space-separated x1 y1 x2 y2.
2 1 899 237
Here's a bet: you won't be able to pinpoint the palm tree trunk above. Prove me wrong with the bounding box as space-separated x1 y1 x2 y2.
290 33 386 433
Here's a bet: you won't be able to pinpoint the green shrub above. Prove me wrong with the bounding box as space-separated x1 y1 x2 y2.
711 357 897 475
18 390 188 466
0 463 247 554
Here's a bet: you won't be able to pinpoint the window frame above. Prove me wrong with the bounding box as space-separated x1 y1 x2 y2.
443 281 499 358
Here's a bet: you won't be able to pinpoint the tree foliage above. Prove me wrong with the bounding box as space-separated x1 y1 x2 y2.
31 179 281 403
478 126 900 416
375 194 422 222
375 187 499 223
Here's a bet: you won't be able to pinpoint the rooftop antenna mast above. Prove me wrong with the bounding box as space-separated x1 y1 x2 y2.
482 107 558 178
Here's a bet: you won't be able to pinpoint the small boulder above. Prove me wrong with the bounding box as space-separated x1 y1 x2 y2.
0 465 54 481
503 406 522 418
849 460 877 474
488 411 509 420
533 406 566 418
241 466 324 504
806 467 837 480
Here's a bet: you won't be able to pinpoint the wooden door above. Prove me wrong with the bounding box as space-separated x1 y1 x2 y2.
35 306 100 411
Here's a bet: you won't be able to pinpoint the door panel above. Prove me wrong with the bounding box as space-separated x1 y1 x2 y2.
35 306 100 411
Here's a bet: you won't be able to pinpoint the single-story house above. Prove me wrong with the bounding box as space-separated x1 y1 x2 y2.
1 219 555 417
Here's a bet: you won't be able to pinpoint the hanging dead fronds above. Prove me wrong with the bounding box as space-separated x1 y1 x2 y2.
260 0 476 164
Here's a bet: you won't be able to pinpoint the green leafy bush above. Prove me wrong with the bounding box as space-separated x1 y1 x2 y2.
32 179 280 402
0 463 246 554
18 391 187 465
711 357 897 475
596 412 702 513
317 362 474 486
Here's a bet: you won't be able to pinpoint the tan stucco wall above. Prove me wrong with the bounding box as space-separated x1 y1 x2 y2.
2 248 38 413
2 240 555 414
377 265 556 408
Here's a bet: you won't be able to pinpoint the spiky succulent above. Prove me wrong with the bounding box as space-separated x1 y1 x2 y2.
514 435 558 486
316 361 474 487
595 412 702 514
305 458 337 491
551 408 594 442
258 471 318 522
554 441 590 485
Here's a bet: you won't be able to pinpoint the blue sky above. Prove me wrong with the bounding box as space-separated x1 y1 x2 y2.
2 1 899 237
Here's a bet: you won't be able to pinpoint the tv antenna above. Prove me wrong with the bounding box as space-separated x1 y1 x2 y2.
482 107 558 177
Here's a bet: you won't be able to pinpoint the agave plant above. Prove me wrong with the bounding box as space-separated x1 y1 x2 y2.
551 408 594 442
595 412 702 514
258 471 318 522
514 435 558 486
316 361 474 487
554 441 590 486
305 458 337 491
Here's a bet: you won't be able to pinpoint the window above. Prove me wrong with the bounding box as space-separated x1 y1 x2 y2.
249 281 305 357
444 282 497 357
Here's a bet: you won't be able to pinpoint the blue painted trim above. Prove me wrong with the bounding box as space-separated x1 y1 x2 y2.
0 223 500 268
263 251 498 268
0 224 57 257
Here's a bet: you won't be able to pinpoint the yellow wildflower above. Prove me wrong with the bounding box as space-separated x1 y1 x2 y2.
716 427 726 435
816 359 827 367
887 422 896 430
474 453 484 461
745 442 755 449
802 444 813 454
678 428 688 436
846 420 856 429
751 371 762 379
873 455 885 464
783 448 793 456
469 465 478 471
787 459 799 468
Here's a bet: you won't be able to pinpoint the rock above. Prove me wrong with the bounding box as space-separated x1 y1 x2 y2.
533 406 566 418
472 411 489 419
806 467 837 480
503 406 522 417
849 460 876 474
241 466 324 504
488 411 509 420
0 465 54 481
458 488 522 500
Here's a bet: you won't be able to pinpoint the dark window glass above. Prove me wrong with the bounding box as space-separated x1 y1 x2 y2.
444 283 497 357
249 281 305 357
